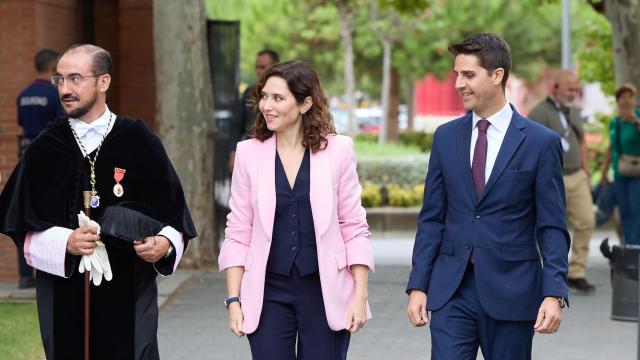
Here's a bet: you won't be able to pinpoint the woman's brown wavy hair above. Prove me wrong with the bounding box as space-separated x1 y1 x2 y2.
250 60 336 152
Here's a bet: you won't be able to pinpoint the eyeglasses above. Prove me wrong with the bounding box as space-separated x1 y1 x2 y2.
51 74 105 87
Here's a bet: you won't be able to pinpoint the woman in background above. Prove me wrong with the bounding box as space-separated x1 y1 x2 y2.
600 83 640 244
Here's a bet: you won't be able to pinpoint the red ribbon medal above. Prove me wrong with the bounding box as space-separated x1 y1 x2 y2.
113 167 126 197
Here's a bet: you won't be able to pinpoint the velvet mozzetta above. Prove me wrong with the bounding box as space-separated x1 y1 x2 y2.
0 116 197 360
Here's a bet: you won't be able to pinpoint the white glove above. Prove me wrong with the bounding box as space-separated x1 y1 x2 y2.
77 211 100 274
94 244 112 282
76 211 112 286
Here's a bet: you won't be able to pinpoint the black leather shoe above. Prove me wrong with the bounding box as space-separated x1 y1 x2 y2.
568 277 595 292
18 276 36 289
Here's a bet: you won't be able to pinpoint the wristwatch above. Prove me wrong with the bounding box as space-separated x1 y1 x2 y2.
555 297 566 308
224 296 241 309
163 238 174 259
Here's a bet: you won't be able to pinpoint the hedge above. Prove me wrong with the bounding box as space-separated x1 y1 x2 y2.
357 156 427 208
357 156 428 189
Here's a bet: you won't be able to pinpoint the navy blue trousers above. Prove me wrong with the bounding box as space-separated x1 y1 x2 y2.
430 266 535 360
247 266 350 360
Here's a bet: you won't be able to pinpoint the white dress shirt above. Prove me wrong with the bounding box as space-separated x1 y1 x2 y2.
25 106 184 277
69 105 115 155
470 102 513 184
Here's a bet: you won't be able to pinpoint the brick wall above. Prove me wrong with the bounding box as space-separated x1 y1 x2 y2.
94 0 120 115
0 0 156 282
0 0 79 283
92 0 156 128
0 1 38 283
0 1 35 187
118 0 155 129
35 0 78 51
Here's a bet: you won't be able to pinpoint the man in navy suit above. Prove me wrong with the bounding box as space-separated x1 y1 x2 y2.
406 33 570 360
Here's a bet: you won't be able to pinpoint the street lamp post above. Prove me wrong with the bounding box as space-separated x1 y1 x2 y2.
561 0 571 70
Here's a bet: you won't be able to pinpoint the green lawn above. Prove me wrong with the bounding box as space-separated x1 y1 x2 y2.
354 138 425 159
0 303 44 360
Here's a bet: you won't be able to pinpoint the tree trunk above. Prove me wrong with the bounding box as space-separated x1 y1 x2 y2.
153 0 216 266
386 67 400 142
378 38 391 144
604 0 640 99
337 0 357 137
405 78 415 131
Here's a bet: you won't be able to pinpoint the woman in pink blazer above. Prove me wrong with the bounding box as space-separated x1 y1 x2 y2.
218 60 373 360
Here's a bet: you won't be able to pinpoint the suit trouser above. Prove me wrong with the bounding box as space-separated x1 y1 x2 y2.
430 266 535 360
564 169 595 279
247 266 350 360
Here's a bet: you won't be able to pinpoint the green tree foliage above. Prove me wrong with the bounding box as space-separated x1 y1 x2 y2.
393 0 563 82
575 4 615 94
206 0 345 92
380 0 430 13
206 0 610 99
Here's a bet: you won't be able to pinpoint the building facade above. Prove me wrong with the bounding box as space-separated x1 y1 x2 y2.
0 0 156 282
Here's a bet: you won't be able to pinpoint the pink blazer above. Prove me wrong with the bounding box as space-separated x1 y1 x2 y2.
218 134 374 334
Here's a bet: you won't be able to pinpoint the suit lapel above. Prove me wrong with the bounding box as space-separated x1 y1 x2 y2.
309 142 333 237
456 114 476 204
257 136 276 240
478 111 526 204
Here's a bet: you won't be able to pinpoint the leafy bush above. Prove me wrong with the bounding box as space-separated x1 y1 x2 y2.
361 182 382 207
359 181 425 208
355 133 378 143
353 136 428 207
355 139 423 158
411 183 425 203
355 131 434 153
398 131 434 153
386 184 414 206
585 113 613 184
357 157 427 189
385 183 424 207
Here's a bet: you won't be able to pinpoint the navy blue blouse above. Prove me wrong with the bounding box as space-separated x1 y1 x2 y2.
266 148 319 276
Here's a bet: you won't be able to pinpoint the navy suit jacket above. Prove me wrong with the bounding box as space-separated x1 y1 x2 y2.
407 105 570 321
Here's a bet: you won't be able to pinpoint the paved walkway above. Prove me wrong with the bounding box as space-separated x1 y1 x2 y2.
158 229 637 360
2 228 634 359
0 270 195 308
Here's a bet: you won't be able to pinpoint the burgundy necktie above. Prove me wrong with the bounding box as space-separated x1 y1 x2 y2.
472 119 491 200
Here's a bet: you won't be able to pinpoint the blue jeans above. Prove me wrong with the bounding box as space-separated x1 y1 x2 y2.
615 176 640 245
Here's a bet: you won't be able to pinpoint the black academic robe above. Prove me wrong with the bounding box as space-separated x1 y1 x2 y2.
0 116 197 360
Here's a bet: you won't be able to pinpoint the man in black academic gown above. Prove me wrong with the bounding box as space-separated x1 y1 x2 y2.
0 44 197 360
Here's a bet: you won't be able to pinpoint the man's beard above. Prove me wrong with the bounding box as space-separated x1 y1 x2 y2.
559 96 576 108
64 92 98 119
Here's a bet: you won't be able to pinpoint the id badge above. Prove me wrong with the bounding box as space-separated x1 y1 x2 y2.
561 137 571 153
